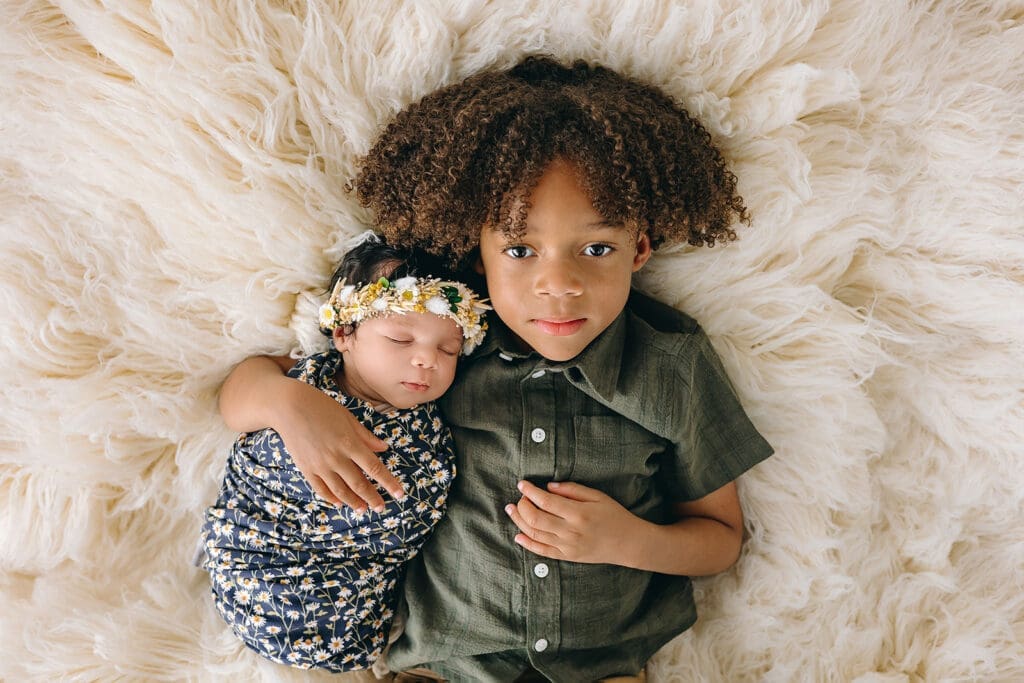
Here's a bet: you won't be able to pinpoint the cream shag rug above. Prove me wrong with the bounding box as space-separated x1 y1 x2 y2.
2 2 1023 681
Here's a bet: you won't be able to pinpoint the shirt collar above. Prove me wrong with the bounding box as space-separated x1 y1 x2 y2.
474 316 530 360
476 310 627 402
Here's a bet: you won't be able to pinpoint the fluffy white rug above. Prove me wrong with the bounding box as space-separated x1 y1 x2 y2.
2 1 1022 681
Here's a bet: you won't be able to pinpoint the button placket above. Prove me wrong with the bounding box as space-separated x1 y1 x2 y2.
520 368 560 661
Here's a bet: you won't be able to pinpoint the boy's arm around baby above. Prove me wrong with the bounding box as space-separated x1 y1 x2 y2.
505 478 743 576
218 354 405 511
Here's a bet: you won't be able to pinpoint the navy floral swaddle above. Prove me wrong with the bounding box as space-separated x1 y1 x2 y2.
200 350 455 671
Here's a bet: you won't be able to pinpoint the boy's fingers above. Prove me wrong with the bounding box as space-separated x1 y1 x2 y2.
517 480 573 517
308 474 344 508
342 468 387 512
513 533 563 560
505 502 561 544
546 480 604 502
340 411 400 497
351 450 405 503
346 410 388 452
318 471 365 511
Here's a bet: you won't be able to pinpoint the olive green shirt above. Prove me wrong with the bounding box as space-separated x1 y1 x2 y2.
388 292 774 682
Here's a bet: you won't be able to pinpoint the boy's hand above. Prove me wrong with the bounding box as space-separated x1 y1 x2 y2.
277 380 400 511
218 354 404 511
504 480 644 565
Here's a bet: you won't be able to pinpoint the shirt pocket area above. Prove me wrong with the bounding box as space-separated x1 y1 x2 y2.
570 415 668 483
570 415 673 519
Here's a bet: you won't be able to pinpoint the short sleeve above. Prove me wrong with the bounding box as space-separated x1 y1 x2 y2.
659 331 774 501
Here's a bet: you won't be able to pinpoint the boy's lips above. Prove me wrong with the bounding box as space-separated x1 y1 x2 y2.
401 381 430 392
532 318 586 336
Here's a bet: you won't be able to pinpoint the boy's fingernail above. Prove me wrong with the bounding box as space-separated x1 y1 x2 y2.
504 504 514 515
549 481 560 489
373 505 385 513
516 481 525 492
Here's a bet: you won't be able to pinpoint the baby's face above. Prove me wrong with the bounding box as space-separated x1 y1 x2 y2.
477 159 652 362
334 313 462 409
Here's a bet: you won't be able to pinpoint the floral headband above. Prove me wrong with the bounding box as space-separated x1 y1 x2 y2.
319 276 491 355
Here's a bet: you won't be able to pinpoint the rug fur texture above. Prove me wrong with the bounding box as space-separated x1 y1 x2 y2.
2 1 1023 681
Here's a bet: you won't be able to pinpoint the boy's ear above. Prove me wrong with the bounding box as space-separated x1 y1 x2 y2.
474 254 486 275
632 233 653 272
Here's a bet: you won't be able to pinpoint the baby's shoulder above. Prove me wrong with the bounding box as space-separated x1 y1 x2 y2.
286 351 338 385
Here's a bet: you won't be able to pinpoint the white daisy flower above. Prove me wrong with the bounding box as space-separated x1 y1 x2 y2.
319 304 336 328
425 296 450 316
393 277 420 302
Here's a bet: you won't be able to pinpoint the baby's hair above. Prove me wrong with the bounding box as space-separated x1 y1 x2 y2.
321 234 459 337
355 55 750 266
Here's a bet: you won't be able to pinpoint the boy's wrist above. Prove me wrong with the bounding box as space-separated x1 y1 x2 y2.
618 514 661 570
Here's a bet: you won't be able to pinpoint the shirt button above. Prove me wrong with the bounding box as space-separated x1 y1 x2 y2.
530 370 545 379
534 638 549 652
533 563 549 578
498 352 514 361
530 428 546 443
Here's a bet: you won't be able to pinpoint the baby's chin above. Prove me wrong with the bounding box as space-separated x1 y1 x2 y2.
382 389 450 410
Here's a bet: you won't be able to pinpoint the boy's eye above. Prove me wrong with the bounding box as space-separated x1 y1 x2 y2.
440 346 459 357
583 243 615 257
503 245 534 259
386 337 412 345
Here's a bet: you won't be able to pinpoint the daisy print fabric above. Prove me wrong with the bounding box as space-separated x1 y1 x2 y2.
200 350 455 672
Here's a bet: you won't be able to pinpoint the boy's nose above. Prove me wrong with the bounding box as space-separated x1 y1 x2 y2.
535 260 583 297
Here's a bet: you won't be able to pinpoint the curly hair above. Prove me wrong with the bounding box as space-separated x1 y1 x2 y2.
354 55 749 266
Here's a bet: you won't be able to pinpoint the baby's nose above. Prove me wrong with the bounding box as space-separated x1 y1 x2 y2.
412 348 438 369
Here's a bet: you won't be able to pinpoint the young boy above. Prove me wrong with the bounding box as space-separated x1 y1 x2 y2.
218 57 773 682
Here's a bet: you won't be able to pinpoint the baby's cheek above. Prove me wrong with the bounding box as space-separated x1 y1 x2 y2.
441 363 459 392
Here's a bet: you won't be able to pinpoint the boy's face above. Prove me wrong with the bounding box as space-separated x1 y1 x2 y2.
334 313 462 409
477 159 652 362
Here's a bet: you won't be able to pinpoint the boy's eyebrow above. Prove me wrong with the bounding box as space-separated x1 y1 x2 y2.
584 219 626 229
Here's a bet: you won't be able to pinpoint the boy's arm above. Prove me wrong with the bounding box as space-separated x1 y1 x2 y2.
506 480 743 576
218 355 403 512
